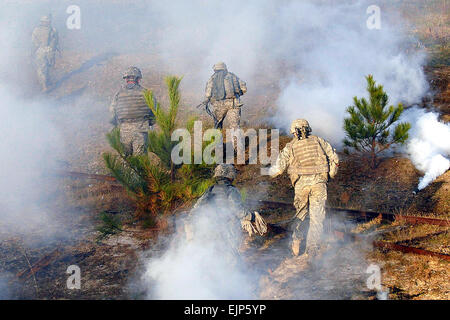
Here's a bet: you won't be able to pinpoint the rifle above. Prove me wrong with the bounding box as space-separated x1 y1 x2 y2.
196 98 219 128
195 99 210 111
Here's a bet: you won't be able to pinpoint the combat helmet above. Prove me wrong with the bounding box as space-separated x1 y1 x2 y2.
40 15 51 25
290 119 311 134
214 164 237 181
213 62 227 72
123 66 142 80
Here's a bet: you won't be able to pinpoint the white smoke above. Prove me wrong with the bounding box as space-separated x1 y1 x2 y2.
403 108 450 190
0 87 65 233
143 205 256 299
272 1 428 144
0 5 66 236
145 0 429 145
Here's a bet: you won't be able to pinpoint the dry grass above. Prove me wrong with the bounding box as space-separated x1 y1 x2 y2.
368 249 449 299
364 214 449 299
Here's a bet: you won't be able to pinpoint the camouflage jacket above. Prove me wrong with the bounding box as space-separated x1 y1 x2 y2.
270 135 339 186
32 25 59 52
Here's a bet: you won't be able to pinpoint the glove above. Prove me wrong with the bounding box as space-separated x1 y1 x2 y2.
241 220 256 237
241 212 267 236
253 212 267 235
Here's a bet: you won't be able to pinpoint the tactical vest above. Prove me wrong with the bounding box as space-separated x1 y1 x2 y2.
115 86 153 122
211 73 243 100
33 26 51 48
224 73 237 99
32 26 57 49
288 136 329 176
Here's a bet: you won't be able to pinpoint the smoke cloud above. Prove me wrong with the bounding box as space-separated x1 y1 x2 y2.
0 88 64 231
272 1 428 144
146 1 427 141
403 108 450 190
142 206 256 299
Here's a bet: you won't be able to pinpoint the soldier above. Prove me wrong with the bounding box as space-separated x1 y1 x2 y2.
204 62 247 130
270 119 339 260
109 66 155 155
32 15 59 92
185 164 267 254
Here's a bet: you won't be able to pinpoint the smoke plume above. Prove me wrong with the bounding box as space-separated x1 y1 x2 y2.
403 108 450 190
271 1 428 144
143 206 256 299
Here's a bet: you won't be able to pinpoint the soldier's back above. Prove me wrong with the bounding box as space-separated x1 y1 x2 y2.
114 85 152 122
32 25 57 49
32 25 50 48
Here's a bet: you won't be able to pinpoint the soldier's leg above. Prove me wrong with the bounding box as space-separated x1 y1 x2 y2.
118 123 134 156
305 183 327 256
226 105 241 129
35 58 49 91
131 121 150 154
210 101 228 129
222 100 243 154
131 134 145 154
291 183 311 256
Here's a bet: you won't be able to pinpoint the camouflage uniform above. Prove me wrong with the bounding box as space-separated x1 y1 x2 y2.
109 67 154 155
205 62 247 130
270 119 339 257
32 16 59 92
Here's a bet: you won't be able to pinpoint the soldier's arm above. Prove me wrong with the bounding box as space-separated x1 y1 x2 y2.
228 188 253 221
230 73 246 96
318 137 339 166
269 142 292 178
144 89 158 114
52 28 60 52
191 188 211 211
31 29 39 51
238 78 247 94
190 185 216 214
205 77 213 99
109 92 119 125
318 137 339 178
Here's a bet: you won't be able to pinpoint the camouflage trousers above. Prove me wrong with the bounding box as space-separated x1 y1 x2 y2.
210 98 241 130
291 181 327 255
34 47 55 91
210 99 243 153
118 120 152 155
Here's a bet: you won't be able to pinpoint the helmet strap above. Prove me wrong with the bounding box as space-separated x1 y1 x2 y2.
295 127 310 140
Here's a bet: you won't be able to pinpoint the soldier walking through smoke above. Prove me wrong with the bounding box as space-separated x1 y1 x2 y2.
185 164 267 255
270 119 339 263
31 15 59 92
199 62 247 130
109 66 155 155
